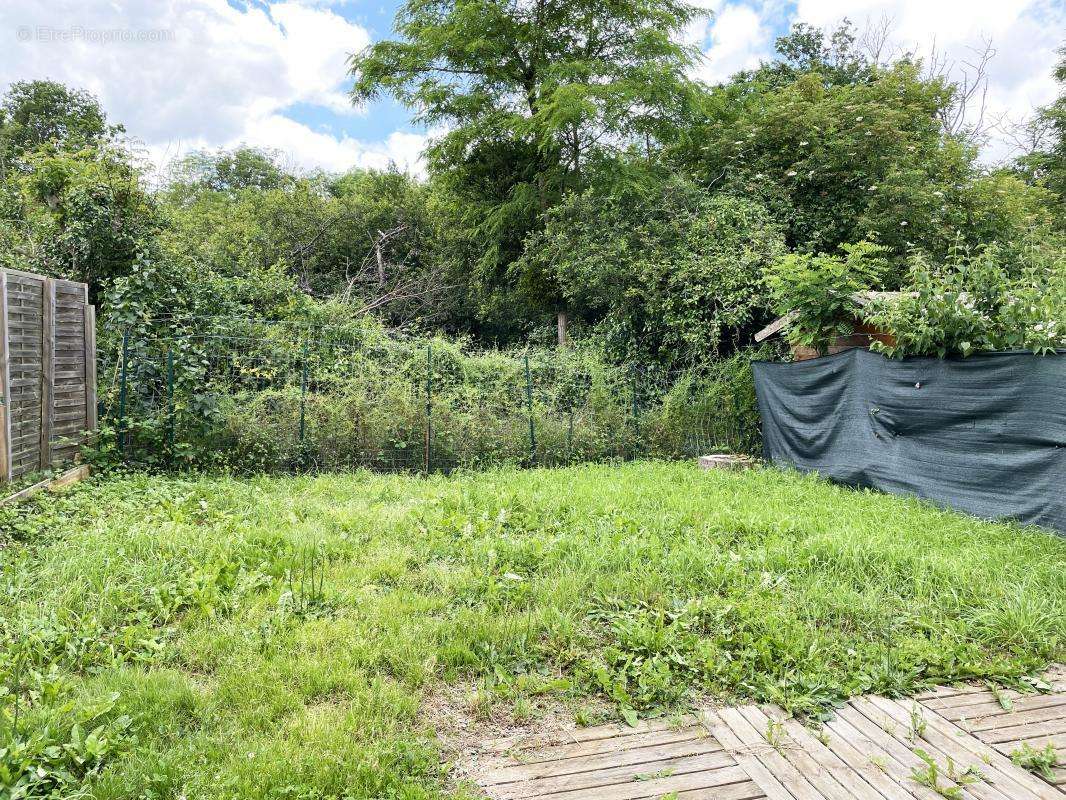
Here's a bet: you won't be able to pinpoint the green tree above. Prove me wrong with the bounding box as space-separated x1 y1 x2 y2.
761 20 874 88
166 147 292 200
0 146 158 298
0 80 119 168
674 59 975 261
351 0 705 336
1014 46 1065 215
0 82 151 296
519 174 785 365
158 164 444 325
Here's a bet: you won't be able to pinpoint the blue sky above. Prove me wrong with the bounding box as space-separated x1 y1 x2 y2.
241 0 422 143
0 1 1062 175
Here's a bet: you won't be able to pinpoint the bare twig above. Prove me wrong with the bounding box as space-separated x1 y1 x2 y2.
925 36 996 144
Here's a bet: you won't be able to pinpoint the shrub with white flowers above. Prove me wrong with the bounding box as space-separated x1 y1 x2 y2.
866 237 1065 358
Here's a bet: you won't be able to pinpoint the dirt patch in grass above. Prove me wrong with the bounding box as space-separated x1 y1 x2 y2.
420 678 613 788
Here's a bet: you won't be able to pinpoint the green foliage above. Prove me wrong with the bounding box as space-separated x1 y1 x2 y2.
1014 47 1066 215
158 155 442 321
5 42 1065 366
102 315 766 472
0 683 134 799
1010 742 1060 779
910 749 981 799
166 146 291 197
1 464 1062 796
673 24 1056 266
521 175 785 365
0 79 118 163
0 142 159 290
767 21 873 87
676 58 969 258
350 0 700 156
658 347 774 456
351 0 705 323
867 237 1066 357
765 241 889 353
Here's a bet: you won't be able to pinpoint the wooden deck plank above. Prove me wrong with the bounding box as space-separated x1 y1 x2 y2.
990 732 1065 753
764 704 912 800
482 717 696 751
927 690 1066 715
699 709 794 800
735 706 853 800
716 706 829 800
753 705 886 800
483 725 713 766
481 716 694 753
671 781 767 799
864 695 1061 800
963 704 1066 733
527 764 751 800
917 678 1066 706
859 696 1014 800
979 719 1066 745
468 667 1066 800
477 738 727 787
823 711 946 800
936 695 1066 723
489 752 739 799
835 704 973 800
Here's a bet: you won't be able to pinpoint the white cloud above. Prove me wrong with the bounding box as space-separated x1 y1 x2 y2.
0 0 1059 171
0 0 430 175
793 0 1065 161
692 3 776 85
679 0 723 48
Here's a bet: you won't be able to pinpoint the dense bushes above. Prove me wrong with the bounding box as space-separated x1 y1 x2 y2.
763 233 1065 357
103 317 773 472
520 178 786 366
2 31 1064 477
867 236 1066 357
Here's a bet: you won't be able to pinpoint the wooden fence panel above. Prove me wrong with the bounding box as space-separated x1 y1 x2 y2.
7 271 45 478
52 280 91 464
0 269 96 482
0 271 9 482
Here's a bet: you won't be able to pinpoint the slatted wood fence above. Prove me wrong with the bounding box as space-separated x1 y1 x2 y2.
0 268 97 482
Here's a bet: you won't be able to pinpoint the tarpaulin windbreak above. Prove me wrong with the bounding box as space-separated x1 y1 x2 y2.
753 349 1066 535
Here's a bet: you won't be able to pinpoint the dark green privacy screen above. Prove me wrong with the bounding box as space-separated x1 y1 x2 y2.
753 349 1065 535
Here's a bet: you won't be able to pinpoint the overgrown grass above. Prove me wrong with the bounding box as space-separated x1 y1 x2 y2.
1 462 1063 798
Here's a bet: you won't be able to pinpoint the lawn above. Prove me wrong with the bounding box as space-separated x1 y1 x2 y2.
1 462 1064 799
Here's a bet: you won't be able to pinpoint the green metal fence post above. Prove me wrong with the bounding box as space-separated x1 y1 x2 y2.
424 344 432 474
117 328 129 453
299 342 308 452
567 410 574 460
630 364 640 461
524 353 535 466
166 349 175 455
631 365 639 423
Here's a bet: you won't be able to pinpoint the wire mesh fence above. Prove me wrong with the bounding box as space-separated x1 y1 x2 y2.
96 317 756 474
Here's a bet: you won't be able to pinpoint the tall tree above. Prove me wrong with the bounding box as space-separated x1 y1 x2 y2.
1013 46 1066 217
350 0 704 341
165 147 292 200
0 80 119 168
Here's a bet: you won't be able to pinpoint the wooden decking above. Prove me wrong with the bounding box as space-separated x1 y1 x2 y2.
468 667 1065 799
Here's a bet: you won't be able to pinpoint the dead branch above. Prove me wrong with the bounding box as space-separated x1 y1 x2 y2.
925 36 996 144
